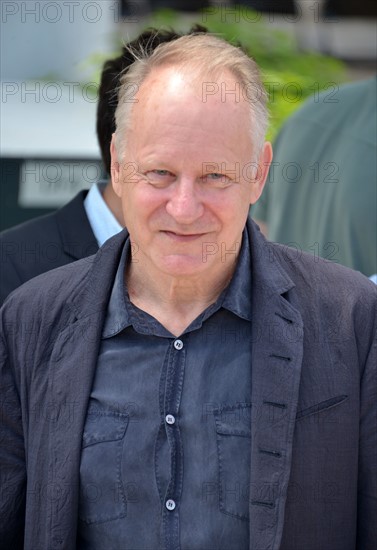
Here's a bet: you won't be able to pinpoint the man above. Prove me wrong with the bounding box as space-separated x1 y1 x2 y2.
1 34 376 550
252 78 377 278
0 27 203 304
0 60 121 303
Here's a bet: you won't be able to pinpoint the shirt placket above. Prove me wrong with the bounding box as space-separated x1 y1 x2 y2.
161 337 186 550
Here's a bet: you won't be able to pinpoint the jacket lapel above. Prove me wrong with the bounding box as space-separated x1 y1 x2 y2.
45 314 104 548
247 222 304 550
43 229 128 549
55 191 99 260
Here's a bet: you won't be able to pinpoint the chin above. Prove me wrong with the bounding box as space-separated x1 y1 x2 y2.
156 254 211 278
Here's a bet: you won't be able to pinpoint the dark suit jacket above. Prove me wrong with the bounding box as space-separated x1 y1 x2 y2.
0 220 376 550
0 191 98 304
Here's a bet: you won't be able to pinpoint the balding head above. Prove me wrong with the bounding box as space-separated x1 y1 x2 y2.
114 33 268 164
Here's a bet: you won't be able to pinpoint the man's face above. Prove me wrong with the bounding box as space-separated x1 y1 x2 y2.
111 66 271 279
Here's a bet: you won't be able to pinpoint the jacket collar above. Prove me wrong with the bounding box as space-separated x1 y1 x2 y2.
55 190 99 260
246 219 296 296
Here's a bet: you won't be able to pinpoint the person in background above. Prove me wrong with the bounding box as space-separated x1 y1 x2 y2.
1 32 375 550
252 78 377 279
0 26 206 304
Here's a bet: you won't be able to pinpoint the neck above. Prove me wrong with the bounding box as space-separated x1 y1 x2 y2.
102 181 125 226
126 251 237 336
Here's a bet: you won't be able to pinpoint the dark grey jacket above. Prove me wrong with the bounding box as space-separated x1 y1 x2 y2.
0 220 376 550
0 191 98 305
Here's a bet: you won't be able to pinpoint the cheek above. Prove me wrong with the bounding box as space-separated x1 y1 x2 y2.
142 187 175 213
216 191 250 220
126 189 167 228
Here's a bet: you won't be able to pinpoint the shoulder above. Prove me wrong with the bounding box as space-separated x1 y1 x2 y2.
282 78 376 130
1 228 127 329
1 255 94 321
0 256 99 396
0 210 59 246
271 240 376 294
0 190 88 246
0 255 98 363
266 241 376 378
270 241 377 334
0 210 62 303
0 191 96 303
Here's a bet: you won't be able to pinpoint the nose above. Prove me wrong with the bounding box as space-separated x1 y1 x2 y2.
165 177 204 224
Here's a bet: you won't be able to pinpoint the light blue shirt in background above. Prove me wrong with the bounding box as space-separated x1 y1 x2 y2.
84 182 123 246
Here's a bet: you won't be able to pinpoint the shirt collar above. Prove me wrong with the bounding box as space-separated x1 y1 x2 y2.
102 239 132 338
102 229 252 338
222 229 252 321
84 181 123 247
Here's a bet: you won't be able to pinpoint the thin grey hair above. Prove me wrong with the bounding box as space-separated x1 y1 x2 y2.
114 33 269 162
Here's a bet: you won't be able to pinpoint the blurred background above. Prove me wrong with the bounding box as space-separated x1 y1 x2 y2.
1 0 376 230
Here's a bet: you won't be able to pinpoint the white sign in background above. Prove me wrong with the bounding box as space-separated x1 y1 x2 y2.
19 159 103 207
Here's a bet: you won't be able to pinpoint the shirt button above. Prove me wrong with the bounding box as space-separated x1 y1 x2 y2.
165 414 175 425
166 499 176 511
174 339 183 350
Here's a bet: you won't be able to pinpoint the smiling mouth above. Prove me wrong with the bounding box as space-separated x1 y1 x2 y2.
162 230 207 241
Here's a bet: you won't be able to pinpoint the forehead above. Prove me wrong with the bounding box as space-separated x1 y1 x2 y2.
125 65 254 159
139 65 247 109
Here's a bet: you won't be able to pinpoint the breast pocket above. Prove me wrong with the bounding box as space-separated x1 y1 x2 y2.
79 407 129 525
296 394 349 421
214 403 251 521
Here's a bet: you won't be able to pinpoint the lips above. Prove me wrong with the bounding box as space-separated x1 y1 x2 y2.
162 230 207 242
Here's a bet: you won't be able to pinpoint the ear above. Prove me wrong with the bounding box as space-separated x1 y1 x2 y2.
110 134 122 197
249 141 273 205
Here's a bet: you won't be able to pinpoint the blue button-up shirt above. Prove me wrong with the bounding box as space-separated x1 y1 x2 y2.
78 231 254 549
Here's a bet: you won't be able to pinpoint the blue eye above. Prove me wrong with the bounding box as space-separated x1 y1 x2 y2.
153 170 171 176
202 173 232 187
144 169 175 186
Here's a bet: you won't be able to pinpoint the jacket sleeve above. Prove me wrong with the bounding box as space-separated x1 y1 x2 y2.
0 310 26 548
356 289 377 549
